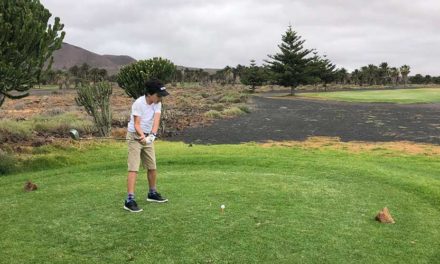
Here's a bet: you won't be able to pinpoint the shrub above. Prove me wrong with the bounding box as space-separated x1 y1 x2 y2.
0 119 33 143
237 104 251 113
222 107 245 117
211 103 225 111
219 94 241 103
0 150 17 175
117 58 176 99
32 112 94 136
219 93 248 103
204 110 223 118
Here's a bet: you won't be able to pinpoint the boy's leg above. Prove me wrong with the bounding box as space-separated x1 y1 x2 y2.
124 170 143 212
147 169 157 192
128 171 138 194
124 132 143 212
142 144 168 203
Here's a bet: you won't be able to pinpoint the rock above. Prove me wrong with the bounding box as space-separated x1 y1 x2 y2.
375 207 395 224
24 181 38 192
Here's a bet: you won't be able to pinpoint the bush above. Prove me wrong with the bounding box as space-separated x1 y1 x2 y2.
204 110 223 118
219 93 248 103
219 94 241 103
211 103 225 111
237 104 251 113
0 119 33 143
117 58 176 99
32 112 94 136
0 150 17 175
222 107 245 117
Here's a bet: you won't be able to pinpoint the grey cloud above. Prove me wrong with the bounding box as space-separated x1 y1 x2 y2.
41 0 440 75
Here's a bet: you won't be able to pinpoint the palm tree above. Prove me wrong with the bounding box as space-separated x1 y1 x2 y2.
366 64 379 85
400 65 411 87
360 66 369 86
389 67 400 87
336 68 348 84
351 69 361 86
379 62 390 85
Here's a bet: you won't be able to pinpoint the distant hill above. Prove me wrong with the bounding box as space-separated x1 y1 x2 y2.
51 42 137 75
102 55 137 66
51 42 220 75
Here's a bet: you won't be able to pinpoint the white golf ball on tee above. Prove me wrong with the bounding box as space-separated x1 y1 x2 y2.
221 204 225 209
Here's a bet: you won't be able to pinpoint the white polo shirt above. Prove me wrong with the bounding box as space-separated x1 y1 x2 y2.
127 96 162 134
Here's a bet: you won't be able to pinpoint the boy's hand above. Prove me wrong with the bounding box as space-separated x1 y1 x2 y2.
145 134 156 144
138 135 147 145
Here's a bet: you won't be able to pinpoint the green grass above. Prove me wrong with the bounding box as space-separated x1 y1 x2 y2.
0 113 94 143
300 88 440 104
1 142 439 263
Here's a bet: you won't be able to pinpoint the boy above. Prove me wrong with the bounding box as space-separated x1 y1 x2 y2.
124 79 169 212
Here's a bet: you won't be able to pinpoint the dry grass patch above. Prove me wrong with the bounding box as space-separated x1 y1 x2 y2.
260 136 440 156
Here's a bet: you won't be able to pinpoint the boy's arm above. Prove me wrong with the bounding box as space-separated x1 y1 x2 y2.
151 112 161 135
133 116 145 141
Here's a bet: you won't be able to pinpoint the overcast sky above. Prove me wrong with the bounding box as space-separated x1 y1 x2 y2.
41 0 440 75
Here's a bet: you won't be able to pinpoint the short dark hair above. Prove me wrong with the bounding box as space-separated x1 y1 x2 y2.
144 79 164 96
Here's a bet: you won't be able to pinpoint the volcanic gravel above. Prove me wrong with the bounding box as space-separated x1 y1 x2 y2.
169 94 440 145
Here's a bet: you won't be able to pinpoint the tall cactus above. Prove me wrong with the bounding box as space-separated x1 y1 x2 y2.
0 0 65 107
75 82 113 137
117 57 176 99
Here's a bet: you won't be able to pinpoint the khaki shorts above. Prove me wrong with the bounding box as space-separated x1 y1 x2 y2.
127 132 156 171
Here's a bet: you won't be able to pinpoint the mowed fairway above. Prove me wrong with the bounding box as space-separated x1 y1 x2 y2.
300 88 440 104
1 141 439 263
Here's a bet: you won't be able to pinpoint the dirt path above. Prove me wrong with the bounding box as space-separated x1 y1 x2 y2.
168 93 440 145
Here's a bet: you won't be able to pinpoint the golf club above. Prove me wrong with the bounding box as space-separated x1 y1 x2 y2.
69 129 128 141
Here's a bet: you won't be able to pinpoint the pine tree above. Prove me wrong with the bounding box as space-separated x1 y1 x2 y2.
240 60 266 92
317 55 337 89
0 0 65 106
266 26 313 95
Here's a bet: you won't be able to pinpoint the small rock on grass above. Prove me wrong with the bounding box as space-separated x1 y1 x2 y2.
24 181 38 192
375 207 395 224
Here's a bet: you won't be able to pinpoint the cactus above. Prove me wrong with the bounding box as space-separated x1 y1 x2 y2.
0 0 65 107
75 82 113 137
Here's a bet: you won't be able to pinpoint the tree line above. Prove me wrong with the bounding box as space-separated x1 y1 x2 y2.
40 63 114 89
2 0 440 108
171 26 438 94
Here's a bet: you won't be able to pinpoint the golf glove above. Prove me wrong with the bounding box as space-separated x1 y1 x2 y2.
145 134 156 144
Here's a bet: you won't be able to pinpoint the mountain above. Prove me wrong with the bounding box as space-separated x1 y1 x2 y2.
51 42 220 75
51 42 136 75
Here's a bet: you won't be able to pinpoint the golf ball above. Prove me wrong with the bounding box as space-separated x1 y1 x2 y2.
221 205 225 209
